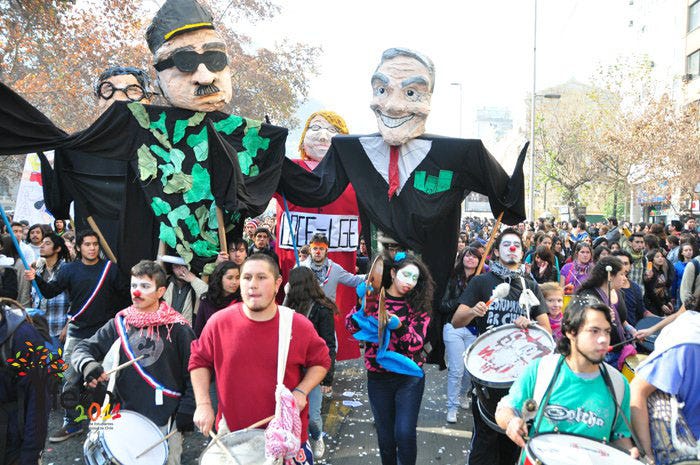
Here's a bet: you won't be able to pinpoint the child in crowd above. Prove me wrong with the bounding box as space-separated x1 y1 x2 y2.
539 282 564 341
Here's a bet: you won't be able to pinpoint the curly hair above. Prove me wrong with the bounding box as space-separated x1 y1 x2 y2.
205 261 240 309
298 111 349 160
382 252 435 316
285 267 338 315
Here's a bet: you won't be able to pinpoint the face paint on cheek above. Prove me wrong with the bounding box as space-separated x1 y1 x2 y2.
396 264 420 288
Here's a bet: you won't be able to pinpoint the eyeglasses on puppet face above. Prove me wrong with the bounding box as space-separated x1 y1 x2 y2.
154 50 229 74
96 81 150 102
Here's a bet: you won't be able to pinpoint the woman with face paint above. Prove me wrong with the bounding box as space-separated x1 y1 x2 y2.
345 253 434 465
440 246 482 423
559 242 594 294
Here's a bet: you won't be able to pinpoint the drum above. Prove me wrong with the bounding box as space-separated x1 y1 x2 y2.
83 410 167 465
199 429 267 465
636 316 663 353
647 391 700 465
524 433 641 465
621 354 648 382
464 324 555 432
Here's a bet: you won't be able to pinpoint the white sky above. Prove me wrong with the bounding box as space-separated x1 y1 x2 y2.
232 0 685 158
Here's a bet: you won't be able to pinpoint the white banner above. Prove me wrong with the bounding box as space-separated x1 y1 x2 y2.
278 212 360 251
14 153 55 225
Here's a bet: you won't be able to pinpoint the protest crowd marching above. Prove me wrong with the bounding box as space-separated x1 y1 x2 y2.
1 1 699 465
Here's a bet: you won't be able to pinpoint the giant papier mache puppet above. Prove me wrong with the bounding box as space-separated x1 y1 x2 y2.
0 0 288 275
278 48 527 365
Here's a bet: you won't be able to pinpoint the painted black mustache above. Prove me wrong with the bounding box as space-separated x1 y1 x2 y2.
195 84 220 96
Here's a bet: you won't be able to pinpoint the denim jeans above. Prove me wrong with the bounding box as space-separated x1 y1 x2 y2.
367 371 425 465
307 385 323 440
443 323 476 411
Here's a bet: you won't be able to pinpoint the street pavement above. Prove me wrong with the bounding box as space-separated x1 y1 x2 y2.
42 358 473 464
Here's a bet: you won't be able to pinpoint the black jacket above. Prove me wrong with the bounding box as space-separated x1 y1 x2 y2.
303 301 336 386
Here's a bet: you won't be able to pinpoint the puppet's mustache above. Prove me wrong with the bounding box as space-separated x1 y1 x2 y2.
195 84 220 96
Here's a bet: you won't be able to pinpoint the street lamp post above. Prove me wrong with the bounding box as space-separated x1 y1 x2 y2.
451 82 463 137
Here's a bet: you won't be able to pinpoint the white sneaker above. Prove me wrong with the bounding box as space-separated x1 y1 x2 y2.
446 409 457 424
459 395 470 410
312 437 325 459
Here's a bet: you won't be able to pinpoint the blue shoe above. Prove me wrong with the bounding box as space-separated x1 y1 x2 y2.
48 422 84 442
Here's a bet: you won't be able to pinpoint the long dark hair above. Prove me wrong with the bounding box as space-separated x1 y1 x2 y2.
452 246 482 287
556 297 612 356
205 261 240 309
383 252 434 316
285 267 338 315
577 256 623 293
0 234 19 260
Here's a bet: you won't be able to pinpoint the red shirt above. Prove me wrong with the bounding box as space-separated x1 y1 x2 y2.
189 303 330 442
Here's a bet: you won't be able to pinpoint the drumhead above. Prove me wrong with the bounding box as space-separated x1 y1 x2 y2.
464 324 555 387
199 429 267 465
99 410 168 465
526 433 640 465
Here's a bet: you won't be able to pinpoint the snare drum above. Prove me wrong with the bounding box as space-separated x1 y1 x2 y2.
524 433 641 465
83 410 167 465
199 429 267 465
621 354 648 382
464 324 555 432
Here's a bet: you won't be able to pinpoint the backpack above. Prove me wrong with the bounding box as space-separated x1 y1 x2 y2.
0 299 52 364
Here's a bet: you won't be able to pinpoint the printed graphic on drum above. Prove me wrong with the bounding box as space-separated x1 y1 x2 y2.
464 324 555 387
199 429 266 465
524 433 641 465
83 410 167 465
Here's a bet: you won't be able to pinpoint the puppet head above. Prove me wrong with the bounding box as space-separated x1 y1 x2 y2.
370 48 435 146
298 111 349 163
94 67 152 114
147 0 232 112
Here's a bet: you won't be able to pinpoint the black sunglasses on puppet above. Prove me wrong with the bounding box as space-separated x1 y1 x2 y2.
97 81 149 102
154 50 228 73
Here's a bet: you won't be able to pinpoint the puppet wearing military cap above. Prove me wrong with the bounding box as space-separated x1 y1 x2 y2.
147 0 232 112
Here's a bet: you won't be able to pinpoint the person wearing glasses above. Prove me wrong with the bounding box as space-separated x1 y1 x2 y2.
94 66 152 114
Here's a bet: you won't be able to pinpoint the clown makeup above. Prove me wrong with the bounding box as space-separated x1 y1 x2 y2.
154 29 232 112
498 235 523 266
393 264 420 295
370 53 432 145
130 276 162 312
303 115 339 164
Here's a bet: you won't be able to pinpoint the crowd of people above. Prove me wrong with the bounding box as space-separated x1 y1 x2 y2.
1 210 698 465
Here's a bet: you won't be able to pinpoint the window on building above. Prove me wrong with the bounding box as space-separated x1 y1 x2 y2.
690 1 700 32
688 49 700 79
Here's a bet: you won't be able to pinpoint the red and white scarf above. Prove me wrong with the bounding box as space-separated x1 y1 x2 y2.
117 301 189 342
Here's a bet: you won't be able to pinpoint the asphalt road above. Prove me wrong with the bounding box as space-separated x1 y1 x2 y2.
42 358 473 465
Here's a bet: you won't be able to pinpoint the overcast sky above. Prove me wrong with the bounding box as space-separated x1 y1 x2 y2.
235 0 684 144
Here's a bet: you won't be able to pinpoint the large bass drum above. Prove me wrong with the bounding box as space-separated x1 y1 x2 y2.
198 429 267 465
524 433 641 465
464 323 555 432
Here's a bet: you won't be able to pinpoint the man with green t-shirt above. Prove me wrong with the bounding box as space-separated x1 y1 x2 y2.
495 298 639 461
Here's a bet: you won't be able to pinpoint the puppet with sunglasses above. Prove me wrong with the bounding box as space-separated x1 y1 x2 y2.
0 0 288 277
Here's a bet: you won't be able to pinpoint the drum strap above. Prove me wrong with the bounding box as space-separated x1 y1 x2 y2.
599 364 645 455
532 354 565 436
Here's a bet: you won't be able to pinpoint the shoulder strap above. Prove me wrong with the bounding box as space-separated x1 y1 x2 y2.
599 362 626 433
533 353 563 406
276 306 294 386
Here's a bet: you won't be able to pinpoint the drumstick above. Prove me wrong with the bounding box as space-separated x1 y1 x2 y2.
209 430 240 465
135 429 178 458
485 283 510 307
83 355 145 387
521 399 538 441
243 415 275 430
607 336 639 352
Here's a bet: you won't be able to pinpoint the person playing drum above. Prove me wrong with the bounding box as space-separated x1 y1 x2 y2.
630 298 700 464
452 227 551 465
189 254 330 464
495 298 640 463
72 260 195 465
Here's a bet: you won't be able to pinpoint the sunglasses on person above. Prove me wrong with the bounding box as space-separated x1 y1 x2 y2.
154 50 229 73
97 82 149 102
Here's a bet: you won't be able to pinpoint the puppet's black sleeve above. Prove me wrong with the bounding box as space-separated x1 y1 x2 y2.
277 145 349 208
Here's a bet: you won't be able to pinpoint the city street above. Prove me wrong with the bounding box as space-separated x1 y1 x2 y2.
42 358 473 465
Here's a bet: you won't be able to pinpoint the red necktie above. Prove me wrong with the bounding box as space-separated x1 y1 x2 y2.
388 145 400 199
